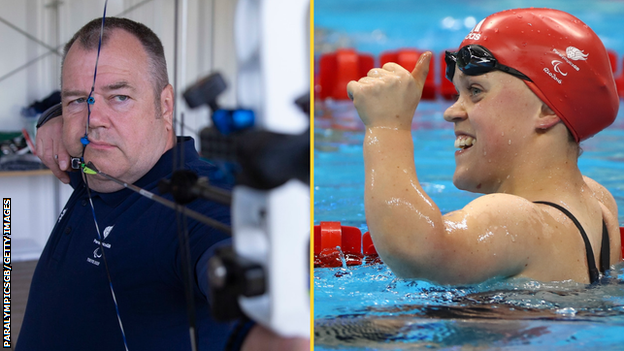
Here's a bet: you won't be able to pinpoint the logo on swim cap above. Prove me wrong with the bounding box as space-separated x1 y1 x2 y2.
566 46 589 61
465 18 485 40
551 60 568 76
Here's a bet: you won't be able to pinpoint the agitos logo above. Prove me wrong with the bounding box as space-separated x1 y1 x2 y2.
551 60 568 76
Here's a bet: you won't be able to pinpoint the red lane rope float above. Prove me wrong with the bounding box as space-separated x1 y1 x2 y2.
314 221 379 268
315 223 624 268
317 49 374 100
620 227 624 260
315 49 624 101
361 231 382 265
616 56 624 98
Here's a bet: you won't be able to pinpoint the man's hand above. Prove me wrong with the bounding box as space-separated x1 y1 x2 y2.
242 325 309 351
346 51 432 130
35 117 71 184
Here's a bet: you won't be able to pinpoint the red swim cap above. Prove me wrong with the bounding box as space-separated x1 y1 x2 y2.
459 8 619 142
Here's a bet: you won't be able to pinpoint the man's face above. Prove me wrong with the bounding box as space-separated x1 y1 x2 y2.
61 29 173 192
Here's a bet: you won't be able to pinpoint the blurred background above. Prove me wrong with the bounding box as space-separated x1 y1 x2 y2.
315 0 624 61
0 0 240 261
314 0 624 107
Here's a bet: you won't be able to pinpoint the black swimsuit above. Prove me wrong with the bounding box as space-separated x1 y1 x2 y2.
534 201 610 283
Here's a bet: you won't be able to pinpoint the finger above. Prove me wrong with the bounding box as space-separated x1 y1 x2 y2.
381 62 403 73
35 132 45 161
41 148 68 184
54 138 70 172
347 76 382 101
357 77 379 85
411 51 433 82
37 137 56 170
346 80 358 101
367 68 382 77
53 139 71 183
57 152 71 172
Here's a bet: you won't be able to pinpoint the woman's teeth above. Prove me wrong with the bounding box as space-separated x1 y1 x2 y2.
454 136 476 150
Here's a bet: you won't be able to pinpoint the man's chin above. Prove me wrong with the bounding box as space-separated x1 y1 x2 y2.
83 152 116 170
84 174 125 193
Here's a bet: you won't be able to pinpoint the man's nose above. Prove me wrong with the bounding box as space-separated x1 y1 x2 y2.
86 97 109 128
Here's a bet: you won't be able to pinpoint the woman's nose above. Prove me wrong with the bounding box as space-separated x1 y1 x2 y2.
443 98 468 123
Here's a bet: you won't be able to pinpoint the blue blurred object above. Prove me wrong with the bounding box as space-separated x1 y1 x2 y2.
212 109 255 136
20 107 38 118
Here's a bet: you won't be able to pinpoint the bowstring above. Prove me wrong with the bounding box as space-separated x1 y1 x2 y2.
80 2 201 350
80 1 130 350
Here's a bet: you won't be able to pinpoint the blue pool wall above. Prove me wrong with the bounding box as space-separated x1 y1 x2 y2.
315 0 624 94
315 0 624 60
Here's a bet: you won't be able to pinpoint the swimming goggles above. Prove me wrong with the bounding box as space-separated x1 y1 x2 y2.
445 44 532 82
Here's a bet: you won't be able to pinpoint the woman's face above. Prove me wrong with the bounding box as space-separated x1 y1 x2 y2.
443 69 545 194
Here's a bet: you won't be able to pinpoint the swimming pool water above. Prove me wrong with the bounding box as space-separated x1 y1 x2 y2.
313 101 624 350
314 1 624 347
314 263 624 350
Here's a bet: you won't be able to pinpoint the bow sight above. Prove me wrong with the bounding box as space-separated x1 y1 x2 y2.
169 0 311 338
174 69 309 335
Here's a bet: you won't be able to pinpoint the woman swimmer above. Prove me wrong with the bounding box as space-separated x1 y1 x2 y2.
346 8 622 285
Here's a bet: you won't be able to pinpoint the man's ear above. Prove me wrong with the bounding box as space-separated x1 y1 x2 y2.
160 84 174 131
535 103 560 130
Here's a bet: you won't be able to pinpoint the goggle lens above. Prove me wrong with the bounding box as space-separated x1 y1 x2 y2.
445 45 531 82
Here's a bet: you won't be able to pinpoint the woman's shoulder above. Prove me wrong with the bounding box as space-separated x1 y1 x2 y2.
583 175 618 216
583 175 621 263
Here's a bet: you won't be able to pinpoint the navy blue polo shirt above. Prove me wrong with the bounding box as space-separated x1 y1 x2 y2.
17 138 234 351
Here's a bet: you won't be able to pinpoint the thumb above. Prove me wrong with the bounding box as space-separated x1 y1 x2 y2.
410 51 432 83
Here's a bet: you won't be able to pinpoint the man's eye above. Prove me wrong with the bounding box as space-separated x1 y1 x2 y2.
70 98 87 105
113 95 129 102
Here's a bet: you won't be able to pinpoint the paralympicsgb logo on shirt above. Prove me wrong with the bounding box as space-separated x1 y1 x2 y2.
88 225 114 266
103 225 113 239
57 208 67 223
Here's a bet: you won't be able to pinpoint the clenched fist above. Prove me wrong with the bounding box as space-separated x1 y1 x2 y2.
347 52 432 130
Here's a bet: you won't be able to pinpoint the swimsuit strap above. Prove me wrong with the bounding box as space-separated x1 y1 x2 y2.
533 201 604 283
599 220 610 274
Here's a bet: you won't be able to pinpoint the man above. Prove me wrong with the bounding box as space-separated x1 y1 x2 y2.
346 8 621 285
20 17 307 350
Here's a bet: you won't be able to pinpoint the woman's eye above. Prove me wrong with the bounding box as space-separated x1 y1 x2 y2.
470 87 482 96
